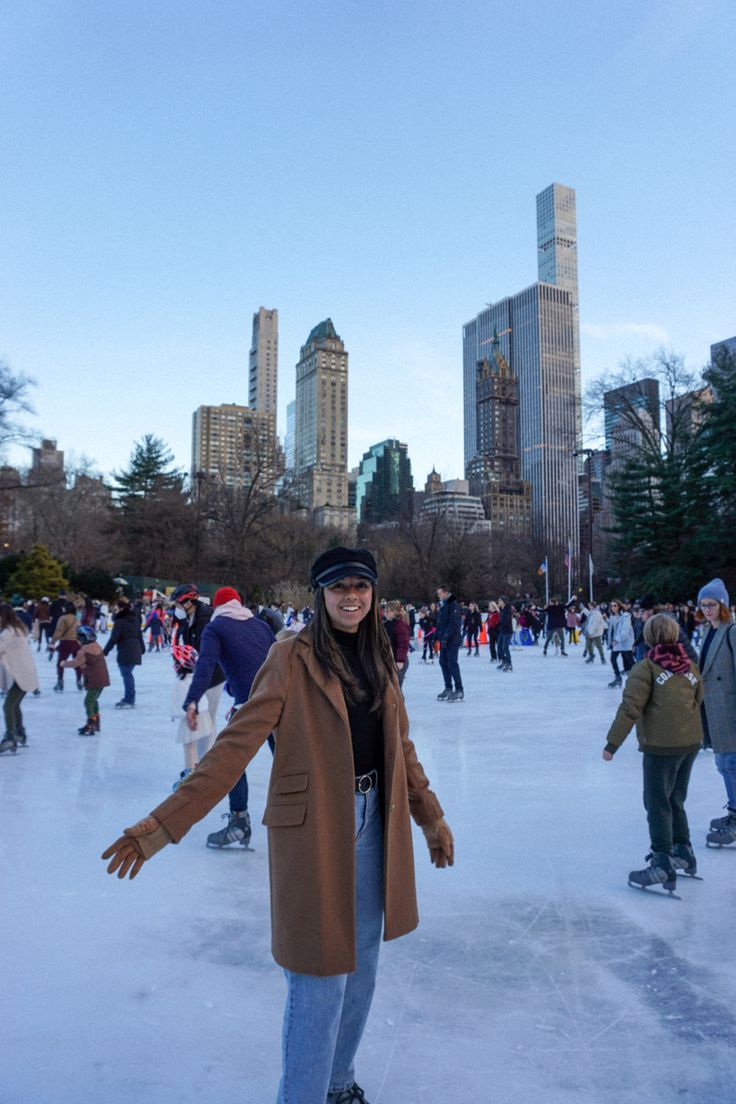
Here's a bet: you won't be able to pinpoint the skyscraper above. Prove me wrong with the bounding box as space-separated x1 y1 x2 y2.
463 184 580 556
294 319 352 529
603 378 660 458
249 307 278 415
355 439 414 525
284 399 296 472
192 403 278 489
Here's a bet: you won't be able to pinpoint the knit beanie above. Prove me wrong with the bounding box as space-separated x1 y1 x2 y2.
697 578 729 607
213 586 242 608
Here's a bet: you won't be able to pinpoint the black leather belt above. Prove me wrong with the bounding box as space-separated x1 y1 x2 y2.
355 769 378 794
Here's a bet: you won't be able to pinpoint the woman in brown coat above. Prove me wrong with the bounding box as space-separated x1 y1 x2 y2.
102 547 453 1104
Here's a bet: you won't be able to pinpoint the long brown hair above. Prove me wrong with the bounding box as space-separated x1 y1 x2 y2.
0 604 28 635
303 584 394 711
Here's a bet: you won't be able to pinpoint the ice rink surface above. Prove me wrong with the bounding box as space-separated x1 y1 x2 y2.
2 639 735 1104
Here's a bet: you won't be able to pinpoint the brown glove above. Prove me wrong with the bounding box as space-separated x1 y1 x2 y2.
101 816 172 880
422 818 454 868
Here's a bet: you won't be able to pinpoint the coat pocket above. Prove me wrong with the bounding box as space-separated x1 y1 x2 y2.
273 771 308 795
262 802 307 827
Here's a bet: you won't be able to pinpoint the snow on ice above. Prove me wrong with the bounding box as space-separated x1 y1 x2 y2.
2 641 734 1103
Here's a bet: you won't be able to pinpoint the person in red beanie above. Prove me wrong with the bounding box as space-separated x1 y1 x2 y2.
178 585 276 847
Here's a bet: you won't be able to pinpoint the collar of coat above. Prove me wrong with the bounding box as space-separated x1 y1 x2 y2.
701 620 736 675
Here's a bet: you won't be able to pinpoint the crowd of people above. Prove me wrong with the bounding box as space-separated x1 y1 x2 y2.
2 555 735 1102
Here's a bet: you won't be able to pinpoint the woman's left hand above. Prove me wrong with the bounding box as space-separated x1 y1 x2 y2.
422 818 454 868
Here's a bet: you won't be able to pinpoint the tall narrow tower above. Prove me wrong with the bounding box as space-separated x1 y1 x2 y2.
249 307 278 415
536 183 581 444
294 319 350 527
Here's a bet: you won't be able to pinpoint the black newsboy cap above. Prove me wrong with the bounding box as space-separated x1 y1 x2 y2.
310 547 378 589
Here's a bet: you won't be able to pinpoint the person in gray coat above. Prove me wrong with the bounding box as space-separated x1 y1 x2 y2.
608 599 635 688
696 578 736 847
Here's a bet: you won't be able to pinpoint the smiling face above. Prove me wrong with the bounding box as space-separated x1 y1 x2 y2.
322 576 374 634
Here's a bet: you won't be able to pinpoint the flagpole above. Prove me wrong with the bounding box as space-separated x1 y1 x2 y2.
589 554 594 603
545 559 549 606
567 539 572 603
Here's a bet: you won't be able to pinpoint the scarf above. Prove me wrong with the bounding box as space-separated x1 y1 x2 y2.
648 643 690 675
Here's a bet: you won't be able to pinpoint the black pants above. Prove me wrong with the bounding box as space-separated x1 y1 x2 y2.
466 630 479 654
487 627 499 661
4 683 26 737
497 633 512 668
611 650 634 679
642 751 698 853
439 642 462 691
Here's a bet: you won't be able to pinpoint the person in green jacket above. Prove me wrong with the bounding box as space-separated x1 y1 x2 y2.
602 613 704 894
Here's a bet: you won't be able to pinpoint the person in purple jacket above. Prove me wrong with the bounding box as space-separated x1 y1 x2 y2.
183 586 275 849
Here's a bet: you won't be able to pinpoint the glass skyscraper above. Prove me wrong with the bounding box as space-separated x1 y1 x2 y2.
355 439 413 525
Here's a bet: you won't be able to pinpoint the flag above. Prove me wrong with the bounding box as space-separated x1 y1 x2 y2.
537 558 547 576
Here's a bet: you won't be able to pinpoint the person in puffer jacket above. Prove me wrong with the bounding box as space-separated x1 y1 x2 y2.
602 613 703 892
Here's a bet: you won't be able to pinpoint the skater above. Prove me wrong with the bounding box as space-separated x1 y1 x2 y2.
436 584 464 700
582 601 606 665
103 597 145 708
144 603 165 652
419 605 437 662
542 598 567 656
0 604 40 753
49 601 82 692
463 601 481 655
383 600 410 690
496 596 513 671
695 579 736 847
602 613 704 893
608 599 635 687
102 545 453 1104
34 596 52 651
486 601 500 660
62 626 111 734
181 586 274 849
170 582 226 734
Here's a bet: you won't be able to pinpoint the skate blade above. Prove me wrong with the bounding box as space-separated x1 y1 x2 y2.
706 840 736 848
628 880 681 900
675 871 703 880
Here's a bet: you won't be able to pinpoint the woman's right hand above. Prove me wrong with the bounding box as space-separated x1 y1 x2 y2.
101 816 172 880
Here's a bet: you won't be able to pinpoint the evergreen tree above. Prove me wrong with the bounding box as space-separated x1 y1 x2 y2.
7 543 68 597
698 347 736 588
111 435 182 500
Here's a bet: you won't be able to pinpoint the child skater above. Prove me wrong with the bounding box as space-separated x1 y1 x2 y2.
170 643 215 789
62 626 111 735
602 612 704 894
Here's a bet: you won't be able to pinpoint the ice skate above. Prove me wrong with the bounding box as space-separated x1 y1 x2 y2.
710 808 736 831
448 689 464 702
608 677 622 688
173 768 194 792
114 700 135 709
206 811 252 849
628 851 680 897
53 681 63 693
672 843 702 879
328 1083 370 1103
15 728 27 747
437 688 452 701
0 733 17 754
78 720 97 736
706 824 736 848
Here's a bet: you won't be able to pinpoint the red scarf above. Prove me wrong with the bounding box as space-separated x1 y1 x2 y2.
648 643 690 674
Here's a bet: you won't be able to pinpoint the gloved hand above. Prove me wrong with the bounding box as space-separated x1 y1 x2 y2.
101 816 172 880
422 818 454 868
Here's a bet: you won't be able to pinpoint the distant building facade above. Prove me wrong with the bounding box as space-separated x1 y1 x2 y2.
192 403 278 489
420 478 491 533
355 439 414 525
249 307 278 416
294 319 353 530
604 378 661 458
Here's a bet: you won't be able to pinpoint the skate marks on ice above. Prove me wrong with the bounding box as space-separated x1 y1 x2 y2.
370 895 733 1104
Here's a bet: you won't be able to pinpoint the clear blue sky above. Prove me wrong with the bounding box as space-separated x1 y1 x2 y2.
2 0 734 485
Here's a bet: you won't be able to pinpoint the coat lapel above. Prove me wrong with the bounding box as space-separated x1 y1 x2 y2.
296 638 351 730
701 624 727 675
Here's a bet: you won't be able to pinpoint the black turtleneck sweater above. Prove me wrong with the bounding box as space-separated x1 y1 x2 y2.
334 629 384 776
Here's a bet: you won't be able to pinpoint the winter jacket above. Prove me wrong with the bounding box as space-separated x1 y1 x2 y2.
699 621 736 753
62 642 111 689
259 606 285 634
36 600 51 622
605 652 703 755
498 605 513 634
51 613 78 644
436 595 462 646
583 608 605 637
103 608 145 667
178 601 225 689
609 611 635 652
0 626 39 693
150 631 443 976
463 609 481 635
544 603 566 631
184 610 275 708
384 617 410 664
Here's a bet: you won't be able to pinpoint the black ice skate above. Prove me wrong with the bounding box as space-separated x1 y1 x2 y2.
628 851 680 897
0 733 17 754
448 689 464 702
328 1083 370 1103
672 842 702 879
608 678 622 688
437 688 452 701
710 808 736 831
206 811 252 849
706 823 736 848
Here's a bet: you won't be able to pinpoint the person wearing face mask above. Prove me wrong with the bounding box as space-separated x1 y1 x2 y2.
169 583 226 740
102 547 453 1104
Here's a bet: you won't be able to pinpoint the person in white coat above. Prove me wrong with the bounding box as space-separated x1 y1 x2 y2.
583 601 607 665
0 603 40 753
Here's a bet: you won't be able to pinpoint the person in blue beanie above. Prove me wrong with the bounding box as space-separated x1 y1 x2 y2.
695 578 736 847
183 586 275 848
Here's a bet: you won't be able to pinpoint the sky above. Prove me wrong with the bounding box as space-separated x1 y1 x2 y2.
1 0 735 485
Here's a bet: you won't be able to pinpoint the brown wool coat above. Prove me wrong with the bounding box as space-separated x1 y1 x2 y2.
151 633 444 976
63 643 111 689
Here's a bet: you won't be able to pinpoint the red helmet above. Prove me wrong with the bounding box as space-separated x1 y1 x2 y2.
170 583 199 605
172 643 198 675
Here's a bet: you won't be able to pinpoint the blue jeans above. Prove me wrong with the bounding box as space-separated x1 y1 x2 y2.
118 663 136 704
276 787 384 1104
715 752 736 809
439 641 463 692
